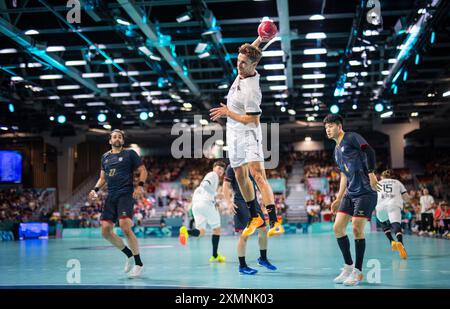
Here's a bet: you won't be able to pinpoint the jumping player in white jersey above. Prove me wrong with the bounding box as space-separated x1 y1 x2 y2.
209 36 283 238
376 170 410 259
179 161 227 263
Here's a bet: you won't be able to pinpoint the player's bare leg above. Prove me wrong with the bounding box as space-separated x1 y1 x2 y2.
119 218 143 278
333 213 354 284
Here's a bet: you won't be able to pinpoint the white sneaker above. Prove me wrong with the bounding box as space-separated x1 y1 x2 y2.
333 264 354 284
418 231 424 236
343 268 364 286
128 265 144 278
124 257 133 273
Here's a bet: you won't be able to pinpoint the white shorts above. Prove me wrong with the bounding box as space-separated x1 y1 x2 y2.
226 128 264 168
376 203 402 223
192 200 221 230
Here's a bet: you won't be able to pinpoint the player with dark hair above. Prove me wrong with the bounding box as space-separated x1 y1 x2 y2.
179 161 227 263
89 129 148 278
323 114 380 286
222 164 277 275
376 170 410 259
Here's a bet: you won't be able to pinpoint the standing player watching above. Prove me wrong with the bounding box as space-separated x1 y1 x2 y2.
209 35 282 238
222 164 277 275
88 129 148 278
179 161 227 263
376 170 410 259
323 114 380 286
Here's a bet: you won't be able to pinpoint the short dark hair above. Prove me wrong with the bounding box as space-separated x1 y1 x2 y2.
381 169 392 178
213 161 226 169
110 129 125 139
323 114 344 126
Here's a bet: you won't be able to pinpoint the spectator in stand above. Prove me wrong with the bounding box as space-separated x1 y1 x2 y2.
434 201 450 237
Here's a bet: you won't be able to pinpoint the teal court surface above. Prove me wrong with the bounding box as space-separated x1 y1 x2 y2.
1 232 449 289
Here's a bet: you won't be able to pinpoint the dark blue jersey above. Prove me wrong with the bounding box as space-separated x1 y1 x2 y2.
101 149 143 196
333 132 375 197
224 165 258 204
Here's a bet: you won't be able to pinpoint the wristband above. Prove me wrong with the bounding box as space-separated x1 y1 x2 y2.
94 187 99 192
138 181 145 187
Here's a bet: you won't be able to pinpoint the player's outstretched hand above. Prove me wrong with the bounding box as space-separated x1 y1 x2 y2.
209 103 228 121
133 186 145 200
88 190 98 201
227 202 238 215
369 174 381 192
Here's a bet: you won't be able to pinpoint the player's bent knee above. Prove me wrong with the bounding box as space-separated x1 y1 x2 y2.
333 223 345 235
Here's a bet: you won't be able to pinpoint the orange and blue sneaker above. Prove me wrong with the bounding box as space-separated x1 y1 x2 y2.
242 216 264 237
179 226 188 246
391 241 397 251
396 242 408 259
239 265 258 275
209 253 226 263
267 218 284 237
257 258 277 271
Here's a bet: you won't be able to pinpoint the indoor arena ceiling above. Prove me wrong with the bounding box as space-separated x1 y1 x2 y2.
0 0 450 134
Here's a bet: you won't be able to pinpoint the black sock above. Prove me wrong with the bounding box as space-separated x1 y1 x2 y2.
391 223 402 243
246 199 258 218
121 246 133 258
260 249 267 261
266 204 277 224
133 254 143 266
384 230 394 242
337 235 353 266
355 239 366 271
188 229 200 237
238 256 247 267
212 235 220 258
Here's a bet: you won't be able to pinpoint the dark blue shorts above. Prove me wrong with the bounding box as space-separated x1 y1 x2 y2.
338 192 377 219
101 193 135 224
234 200 266 231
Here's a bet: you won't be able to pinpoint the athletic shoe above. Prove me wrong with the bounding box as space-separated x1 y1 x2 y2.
257 258 277 271
343 268 364 286
124 257 133 273
391 241 397 251
179 226 188 246
128 265 144 278
209 254 226 263
242 216 264 237
268 219 284 237
239 266 258 275
334 264 354 284
396 242 408 259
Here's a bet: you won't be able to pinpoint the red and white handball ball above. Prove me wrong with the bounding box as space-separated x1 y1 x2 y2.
257 19 278 41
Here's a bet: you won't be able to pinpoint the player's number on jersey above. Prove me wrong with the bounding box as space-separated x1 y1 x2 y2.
381 183 392 193
109 169 116 177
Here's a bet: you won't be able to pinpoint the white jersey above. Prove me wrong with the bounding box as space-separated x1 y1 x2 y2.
192 171 219 204
377 178 407 208
226 71 262 133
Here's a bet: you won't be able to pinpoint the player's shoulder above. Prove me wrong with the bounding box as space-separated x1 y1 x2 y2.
122 148 139 156
101 151 111 160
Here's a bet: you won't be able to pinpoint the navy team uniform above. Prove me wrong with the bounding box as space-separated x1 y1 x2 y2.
334 132 377 218
224 165 265 231
100 149 143 223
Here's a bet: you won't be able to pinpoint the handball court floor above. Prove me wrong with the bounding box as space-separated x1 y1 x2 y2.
1 233 449 289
